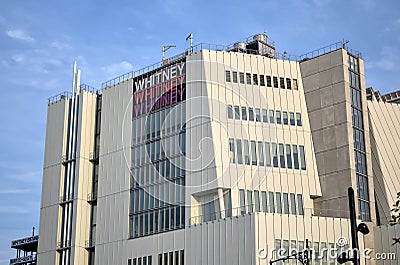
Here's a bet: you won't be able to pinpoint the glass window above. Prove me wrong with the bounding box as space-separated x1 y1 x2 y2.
353 128 365 151
234 106 240 120
272 143 278 168
352 107 363 128
299 145 306 170
225 71 231 82
265 142 271 167
175 251 179 265
254 190 260 212
296 113 302 126
279 143 285 168
164 253 168 265
241 107 247 120
248 108 254 121
253 74 258 85
276 193 282 214
269 110 275 123
246 73 252 84
262 109 268 123
266 76 272 87
289 112 295 126
269 191 275 213
244 140 250 165
261 191 268 212
260 75 265 86
239 72 245 84
286 78 292 90
247 190 253 213
169 252 173 265
232 71 238 83
293 145 299 169
279 77 285 89
351 88 362 109
255 108 261 122
283 193 289 214
273 76 279 88
290 193 296 215
293 79 298 90
286 144 292 169
276 111 281 124
227 105 233 119
258 141 264 166
297 194 304 215
236 140 243 164
180 250 184 265
229 139 235 163
239 189 246 214
251 140 257 165
283 111 288 125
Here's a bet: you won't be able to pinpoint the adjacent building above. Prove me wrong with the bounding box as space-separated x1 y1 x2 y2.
36 34 400 265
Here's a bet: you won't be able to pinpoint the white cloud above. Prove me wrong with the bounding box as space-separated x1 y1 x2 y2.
6 29 35 43
11 54 25 63
50 41 72 50
101 61 133 78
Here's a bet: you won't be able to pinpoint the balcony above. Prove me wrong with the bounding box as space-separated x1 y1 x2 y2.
56 240 71 251
61 155 75 165
87 192 97 203
11 235 38 250
85 239 95 249
89 150 99 163
59 194 73 204
10 254 36 265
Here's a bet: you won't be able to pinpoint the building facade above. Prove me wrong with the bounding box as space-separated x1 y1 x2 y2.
36 34 400 265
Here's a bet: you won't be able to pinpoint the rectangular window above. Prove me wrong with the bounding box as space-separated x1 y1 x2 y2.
266 76 272 87
254 190 260 212
352 107 363 128
251 140 257 165
293 79 298 90
296 113 302 126
239 189 246 214
232 71 238 83
276 193 282 214
260 75 265 86
351 88 362 109
253 74 258 85
299 145 306 170
279 143 285 168
246 73 252 84
283 193 289 214
273 76 279 88
248 108 254 121
269 191 275 213
227 105 233 119
239 72 245 84
234 106 240 120
353 128 365 151
289 112 295 126
297 194 304 215
276 110 281 124
241 107 247 120
158 255 162 265
180 250 184 265
279 77 285 89
290 193 297 214
169 252 173 265
236 140 243 164
164 253 168 265
286 144 292 169
258 141 264 166
265 142 271 167
262 191 268 212
226 71 231 82
247 190 253 213
255 108 261 122
229 139 235 163
283 111 288 125
272 143 278 168
262 109 268 123
286 78 292 90
293 145 299 169
269 110 275 123
244 140 250 165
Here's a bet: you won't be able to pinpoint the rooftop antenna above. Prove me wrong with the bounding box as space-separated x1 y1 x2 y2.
162 45 176 63
342 39 349 49
186 33 193 54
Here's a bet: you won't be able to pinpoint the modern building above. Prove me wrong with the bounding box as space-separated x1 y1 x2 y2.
10 228 38 265
36 34 400 265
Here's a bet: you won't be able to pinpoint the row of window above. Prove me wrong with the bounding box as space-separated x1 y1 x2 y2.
239 189 304 215
128 255 152 265
229 139 307 170
129 205 185 238
227 105 303 126
158 250 184 265
225 70 298 90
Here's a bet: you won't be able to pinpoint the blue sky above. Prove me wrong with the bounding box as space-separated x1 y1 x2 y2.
0 0 399 262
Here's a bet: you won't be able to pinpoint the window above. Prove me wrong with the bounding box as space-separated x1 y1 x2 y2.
260 75 265 86
262 109 268 123
239 72 245 84
293 145 299 169
246 73 252 84
290 193 297 214
239 189 246 214
276 193 282 214
286 78 292 90
283 111 288 125
293 79 298 90
234 106 240 120
269 110 275 123
353 128 365 151
229 139 235 163
265 142 271 167
352 108 363 128
248 108 254 121
253 74 258 85
283 193 289 214
280 77 285 89
254 190 260 212
180 250 184 265
299 145 306 170
247 190 253 213
244 140 250 165
269 191 275 213
255 108 261 122
227 105 233 119
236 140 243 164
289 112 295 126
266 76 272 87
251 140 257 165
258 141 264 166
273 76 279 88
232 71 238 83
226 71 231 82
297 194 304 215
296 113 302 126
261 191 268 212
276 111 282 124
272 143 278 167
279 144 285 168
351 88 362 109
286 144 292 169
241 107 247 120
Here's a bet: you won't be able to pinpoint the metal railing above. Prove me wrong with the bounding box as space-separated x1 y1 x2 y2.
89 150 99 162
59 194 73 204
85 238 95 249
48 92 71 105
87 192 97 203
299 41 362 61
10 254 36 265
11 235 38 248
56 240 71 250
80 84 98 94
